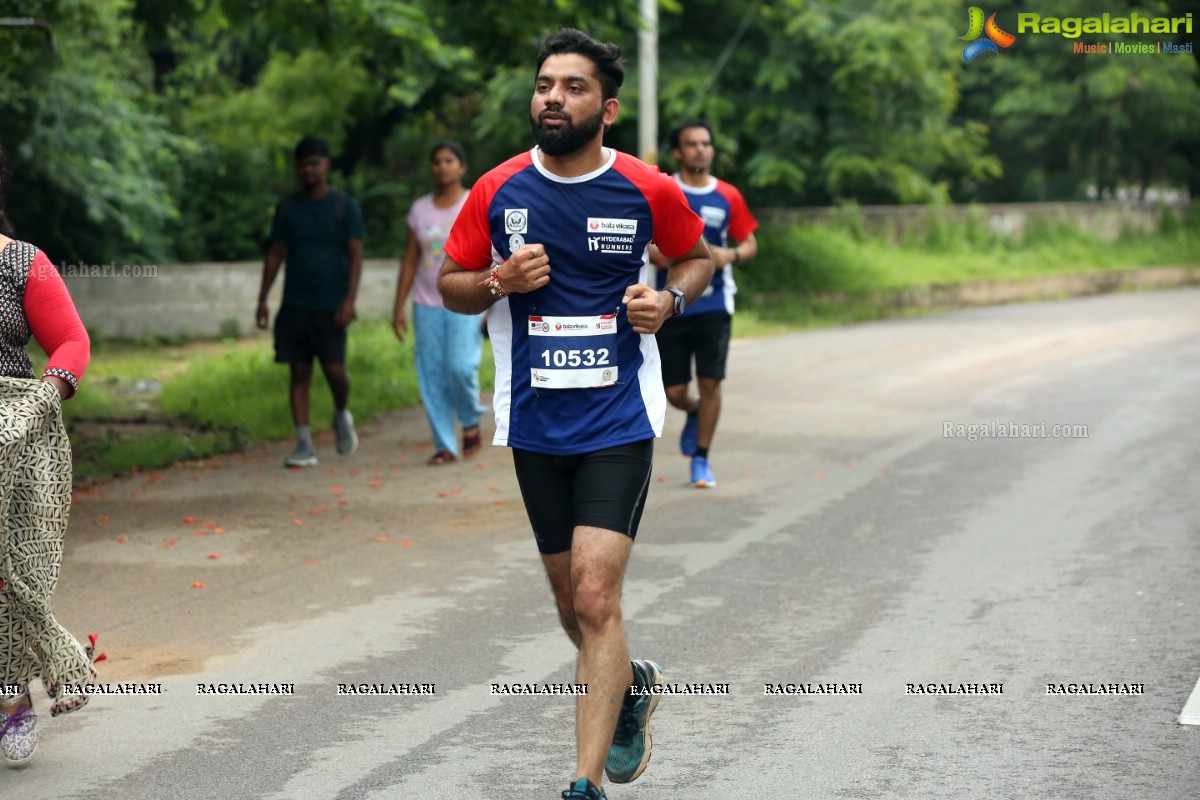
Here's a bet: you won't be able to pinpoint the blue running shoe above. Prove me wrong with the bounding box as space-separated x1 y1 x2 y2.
562 777 606 799
605 659 663 784
679 412 699 456
690 456 716 488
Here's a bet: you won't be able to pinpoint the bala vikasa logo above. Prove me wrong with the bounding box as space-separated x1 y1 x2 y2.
961 7 1016 62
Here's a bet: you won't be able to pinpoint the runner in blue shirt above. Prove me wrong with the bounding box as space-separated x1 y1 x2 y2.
439 28 713 800
655 121 759 488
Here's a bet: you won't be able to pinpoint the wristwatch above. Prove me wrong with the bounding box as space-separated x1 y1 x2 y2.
665 287 686 317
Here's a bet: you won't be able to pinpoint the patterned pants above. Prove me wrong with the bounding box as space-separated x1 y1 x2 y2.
0 378 92 715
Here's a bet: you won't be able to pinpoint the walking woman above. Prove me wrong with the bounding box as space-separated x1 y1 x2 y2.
392 141 485 464
0 140 96 767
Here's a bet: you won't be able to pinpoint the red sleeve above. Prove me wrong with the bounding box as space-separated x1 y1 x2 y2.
717 179 759 242
614 154 704 259
444 152 532 271
25 252 90 397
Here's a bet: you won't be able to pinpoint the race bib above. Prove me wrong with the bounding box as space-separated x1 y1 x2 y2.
528 314 619 389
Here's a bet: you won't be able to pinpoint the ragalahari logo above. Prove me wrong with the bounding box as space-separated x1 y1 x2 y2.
961 7 1016 62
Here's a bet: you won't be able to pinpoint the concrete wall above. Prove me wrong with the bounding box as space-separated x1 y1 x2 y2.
757 201 1183 242
66 258 400 340
66 202 1189 339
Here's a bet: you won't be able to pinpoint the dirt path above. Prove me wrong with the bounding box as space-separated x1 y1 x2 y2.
59 399 529 681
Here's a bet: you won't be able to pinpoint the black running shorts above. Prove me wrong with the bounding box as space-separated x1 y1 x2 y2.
656 311 732 386
274 304 347 365
511 440 655 555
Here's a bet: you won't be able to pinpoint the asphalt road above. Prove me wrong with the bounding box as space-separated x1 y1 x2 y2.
4 288 1198 799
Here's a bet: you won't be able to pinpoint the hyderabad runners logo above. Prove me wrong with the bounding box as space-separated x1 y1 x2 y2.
961 7 1016 62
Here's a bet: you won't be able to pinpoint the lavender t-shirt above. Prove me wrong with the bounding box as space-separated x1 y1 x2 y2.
406 191 469 308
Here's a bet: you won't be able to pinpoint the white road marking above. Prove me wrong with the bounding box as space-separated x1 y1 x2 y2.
1178 675 1200 725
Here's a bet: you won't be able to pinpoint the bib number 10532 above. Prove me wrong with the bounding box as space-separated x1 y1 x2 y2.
538 348 610 368
528 314 619 389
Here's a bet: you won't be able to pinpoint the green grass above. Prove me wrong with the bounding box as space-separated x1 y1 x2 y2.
737 204 1198 327
55 319 497 479
159 320 427 442
71 430 234 479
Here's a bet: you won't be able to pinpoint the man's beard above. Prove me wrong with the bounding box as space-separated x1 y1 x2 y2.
531 106 606 156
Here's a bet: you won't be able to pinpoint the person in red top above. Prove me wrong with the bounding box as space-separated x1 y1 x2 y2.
0 140 92 767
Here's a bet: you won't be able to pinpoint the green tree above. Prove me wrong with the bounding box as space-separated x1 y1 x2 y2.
957 0 1199 201
0 0 184 265
1 0 1194 269
650 0 1002 204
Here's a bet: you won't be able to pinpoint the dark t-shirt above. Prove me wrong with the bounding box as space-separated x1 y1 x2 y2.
269 191 365 311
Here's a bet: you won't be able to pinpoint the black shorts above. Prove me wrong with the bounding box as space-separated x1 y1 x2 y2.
274 304 347 365
512 440 655 555
656 311 732 386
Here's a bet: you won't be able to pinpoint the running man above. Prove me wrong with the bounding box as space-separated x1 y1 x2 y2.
438 28 714 800
256 136 364 467
655 121 758 488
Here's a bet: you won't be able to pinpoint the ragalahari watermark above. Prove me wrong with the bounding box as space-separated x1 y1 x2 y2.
41 261 160 280
943 421 1089 442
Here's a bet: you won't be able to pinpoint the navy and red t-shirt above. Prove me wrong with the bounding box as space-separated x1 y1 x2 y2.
444 147 704 456
656 174 758 316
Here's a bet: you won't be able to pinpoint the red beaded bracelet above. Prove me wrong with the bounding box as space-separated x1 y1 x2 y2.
477 266 509 297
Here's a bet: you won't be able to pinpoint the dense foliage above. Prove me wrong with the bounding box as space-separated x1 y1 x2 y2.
1 0 1195 265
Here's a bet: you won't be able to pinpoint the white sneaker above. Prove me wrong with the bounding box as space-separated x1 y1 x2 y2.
0 699 38 767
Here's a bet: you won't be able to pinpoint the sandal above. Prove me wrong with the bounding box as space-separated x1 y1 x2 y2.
462 427 483 459
427 450 457 466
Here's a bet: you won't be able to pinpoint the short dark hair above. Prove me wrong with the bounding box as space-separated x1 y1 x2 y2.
536 28 624 102
294 136 331 162
669 120 714 151
430 140 467 165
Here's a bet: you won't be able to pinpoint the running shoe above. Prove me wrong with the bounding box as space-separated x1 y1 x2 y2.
561 778 606 799
605 659 663 784
333 410 358 456
690 455 716 488
679 412 699 456
0 700 38 767
283 440 318 468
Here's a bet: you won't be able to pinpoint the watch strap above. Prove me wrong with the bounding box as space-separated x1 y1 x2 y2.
665 287 685 317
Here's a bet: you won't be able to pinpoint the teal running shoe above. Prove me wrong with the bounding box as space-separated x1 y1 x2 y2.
605 659 663 783
561 777 606 799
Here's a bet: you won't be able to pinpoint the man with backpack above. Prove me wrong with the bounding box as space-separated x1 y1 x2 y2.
256 136 365 467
